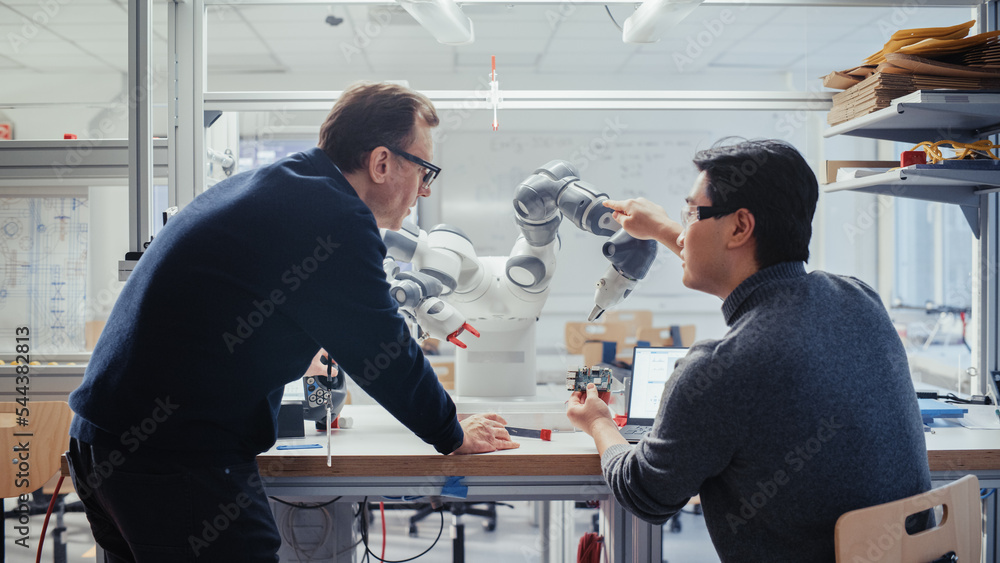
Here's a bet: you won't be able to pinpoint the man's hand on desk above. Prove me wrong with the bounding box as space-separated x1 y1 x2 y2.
451 413 520 455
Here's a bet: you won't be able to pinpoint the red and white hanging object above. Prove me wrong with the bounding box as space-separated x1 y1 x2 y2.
488 56 501 131
0 123 12 140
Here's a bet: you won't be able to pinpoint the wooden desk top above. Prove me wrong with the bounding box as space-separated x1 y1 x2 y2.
60 405 1000 478
256 406 602 478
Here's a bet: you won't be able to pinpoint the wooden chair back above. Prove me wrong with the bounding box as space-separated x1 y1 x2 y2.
0 401 73 498
834 474 982 563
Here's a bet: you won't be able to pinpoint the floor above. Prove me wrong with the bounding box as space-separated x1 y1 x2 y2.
3 495 722 562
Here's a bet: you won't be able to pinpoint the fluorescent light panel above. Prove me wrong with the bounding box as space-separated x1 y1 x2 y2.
622 0 704 44
396 0 475 45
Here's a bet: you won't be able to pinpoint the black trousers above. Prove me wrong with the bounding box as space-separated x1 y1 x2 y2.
67 438 281 563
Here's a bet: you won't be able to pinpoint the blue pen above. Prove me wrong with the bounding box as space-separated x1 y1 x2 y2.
277 444 322 450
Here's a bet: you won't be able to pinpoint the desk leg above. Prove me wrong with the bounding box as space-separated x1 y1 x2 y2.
600 499 660 563
539 500 575 563
540 501 550 562
986 489 997 563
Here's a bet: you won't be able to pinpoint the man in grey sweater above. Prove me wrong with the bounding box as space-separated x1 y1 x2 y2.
567 139 930 562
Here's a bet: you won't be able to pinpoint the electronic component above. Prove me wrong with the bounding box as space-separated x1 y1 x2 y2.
566 366 613 393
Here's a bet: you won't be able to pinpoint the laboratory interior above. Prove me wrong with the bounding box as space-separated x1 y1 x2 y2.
2 0 1000 561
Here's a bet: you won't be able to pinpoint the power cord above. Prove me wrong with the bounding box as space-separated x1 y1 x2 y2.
358 496 445 563
270 496 341 561
916 391 992 405
270 496 342 509
283 503 332 561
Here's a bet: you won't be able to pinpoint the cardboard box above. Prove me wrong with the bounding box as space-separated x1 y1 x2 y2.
824 160 897 184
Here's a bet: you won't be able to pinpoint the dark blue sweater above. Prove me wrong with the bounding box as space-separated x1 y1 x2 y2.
601 262 931 562
70 148 463 461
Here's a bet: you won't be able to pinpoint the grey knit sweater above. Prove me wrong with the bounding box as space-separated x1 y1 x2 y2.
602 262 930 562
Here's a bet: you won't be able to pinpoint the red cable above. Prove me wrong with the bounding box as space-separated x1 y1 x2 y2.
36 475 64 563
380 501 386 561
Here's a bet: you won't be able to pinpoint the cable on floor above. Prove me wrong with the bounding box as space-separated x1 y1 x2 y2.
358 497 445 563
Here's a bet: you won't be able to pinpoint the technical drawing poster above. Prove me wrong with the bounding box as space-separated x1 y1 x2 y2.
0 197 89 354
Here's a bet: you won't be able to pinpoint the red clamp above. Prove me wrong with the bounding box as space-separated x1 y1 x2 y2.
446 322 480 349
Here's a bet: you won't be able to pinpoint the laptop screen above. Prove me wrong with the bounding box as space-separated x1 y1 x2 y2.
628 347 689 422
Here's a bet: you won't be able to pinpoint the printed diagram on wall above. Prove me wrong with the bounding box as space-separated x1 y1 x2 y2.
0 197 89 354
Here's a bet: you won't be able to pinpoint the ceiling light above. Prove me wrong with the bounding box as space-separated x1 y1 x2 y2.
622 0 703 44
396 0 474 45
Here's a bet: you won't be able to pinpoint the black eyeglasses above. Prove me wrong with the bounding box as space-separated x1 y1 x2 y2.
680 205 736 229
388 147 441 190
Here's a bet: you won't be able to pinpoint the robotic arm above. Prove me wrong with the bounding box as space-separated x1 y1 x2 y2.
509 160 658 320
382 160 657 348
382 161 657 398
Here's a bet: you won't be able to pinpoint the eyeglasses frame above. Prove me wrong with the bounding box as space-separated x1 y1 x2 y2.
681 205 737 229
387 147 441 190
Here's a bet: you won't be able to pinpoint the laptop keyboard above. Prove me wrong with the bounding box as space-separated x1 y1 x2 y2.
621 425 652 437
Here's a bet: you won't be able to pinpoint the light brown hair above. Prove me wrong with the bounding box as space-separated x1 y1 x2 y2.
318 82 439 173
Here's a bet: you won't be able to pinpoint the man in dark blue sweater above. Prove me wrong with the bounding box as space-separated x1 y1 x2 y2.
67 82 517 562
567 139 930 562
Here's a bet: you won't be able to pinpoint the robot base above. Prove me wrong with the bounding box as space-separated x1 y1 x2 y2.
454 318 538 398
452 320 575 430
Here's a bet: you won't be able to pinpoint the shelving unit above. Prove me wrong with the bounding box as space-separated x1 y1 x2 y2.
823 91 1000 144
823 88 999 411
823 90 1000 236
824 166 1000 232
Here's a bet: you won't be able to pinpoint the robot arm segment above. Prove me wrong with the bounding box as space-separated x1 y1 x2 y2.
603 229 657 280
382 221 421 262
589 230 658 321
556 179 620 237
383 222 483 348
512 160 579 247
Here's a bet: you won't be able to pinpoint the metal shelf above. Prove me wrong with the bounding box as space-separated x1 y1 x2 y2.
823 93 1000 144
823 167 1000 234
0 139 169 186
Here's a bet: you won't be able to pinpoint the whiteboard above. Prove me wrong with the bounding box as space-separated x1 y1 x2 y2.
438 130 708 299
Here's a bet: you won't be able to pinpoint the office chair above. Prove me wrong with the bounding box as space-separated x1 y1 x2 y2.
834 474 982 563
1 401 75 563
407 501 509 563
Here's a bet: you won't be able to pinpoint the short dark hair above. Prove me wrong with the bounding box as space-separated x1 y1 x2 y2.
318 82 440 173
693 138 818 269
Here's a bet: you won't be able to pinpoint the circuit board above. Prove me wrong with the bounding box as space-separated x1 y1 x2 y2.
566 366 613 392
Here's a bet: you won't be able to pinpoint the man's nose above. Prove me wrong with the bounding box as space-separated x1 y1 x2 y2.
676 230 685 248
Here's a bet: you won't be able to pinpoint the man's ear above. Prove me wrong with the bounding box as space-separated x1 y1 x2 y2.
368 147 392 185
727 208 755 249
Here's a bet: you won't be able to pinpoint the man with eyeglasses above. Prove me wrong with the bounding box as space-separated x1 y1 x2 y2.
566 139 930 562
67 81 517 562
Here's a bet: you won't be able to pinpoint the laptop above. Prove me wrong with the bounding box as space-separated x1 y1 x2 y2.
619 346 689 443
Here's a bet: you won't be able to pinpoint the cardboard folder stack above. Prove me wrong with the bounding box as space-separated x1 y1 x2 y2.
824 21 1000 125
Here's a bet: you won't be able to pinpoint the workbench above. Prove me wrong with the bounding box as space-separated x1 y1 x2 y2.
256 405 1000 563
